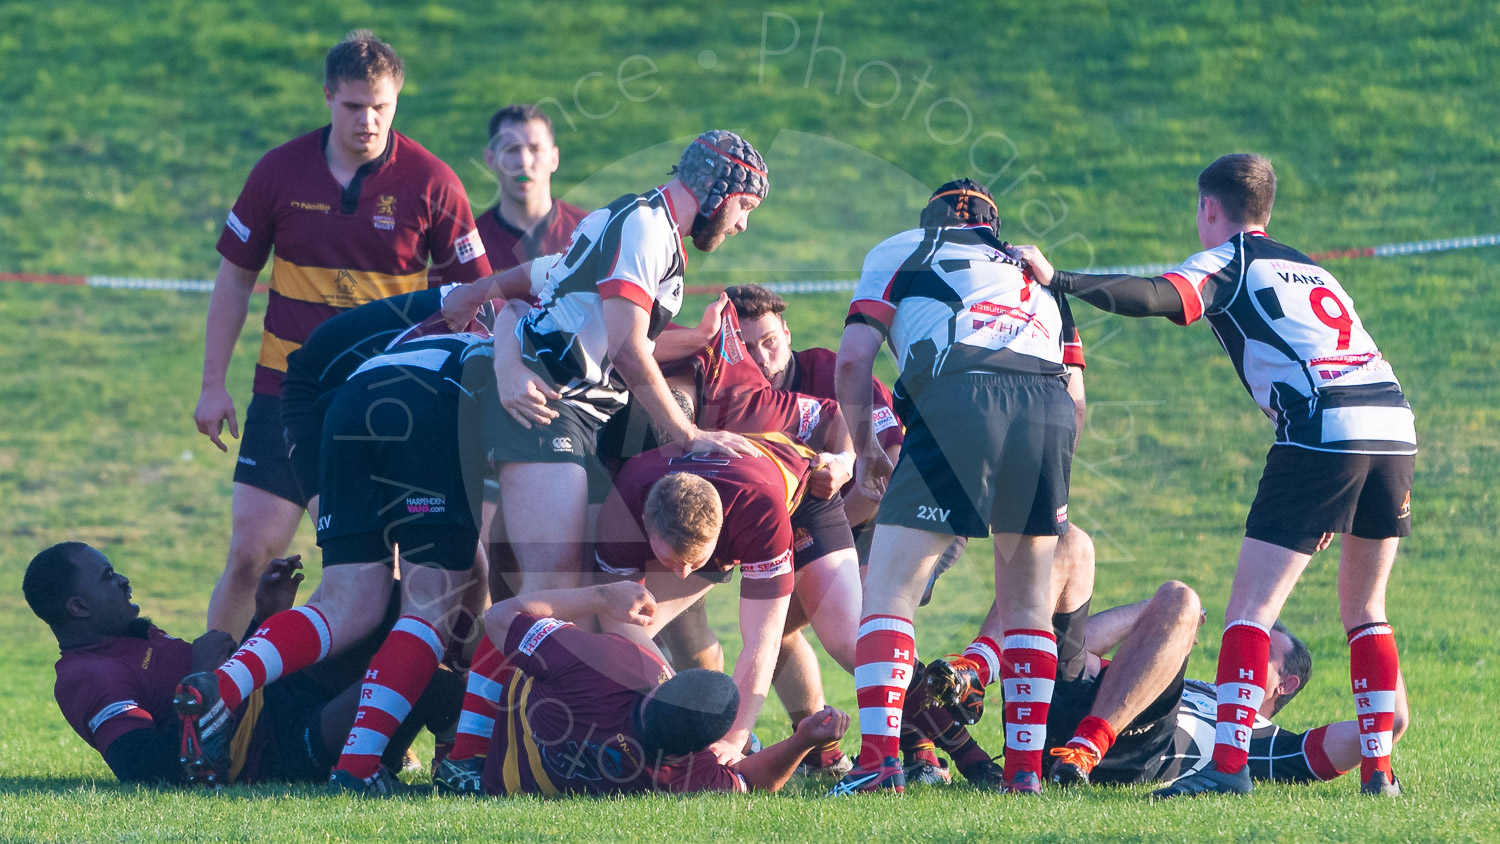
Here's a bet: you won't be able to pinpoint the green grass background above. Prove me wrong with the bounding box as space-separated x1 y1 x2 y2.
1 0 1498 840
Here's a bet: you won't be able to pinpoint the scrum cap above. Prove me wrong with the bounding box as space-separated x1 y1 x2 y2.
672 130 769 222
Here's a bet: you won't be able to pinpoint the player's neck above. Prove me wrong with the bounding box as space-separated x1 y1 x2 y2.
499 192 553 232
324 143 384 189
662 179 700 236
53 625 106 651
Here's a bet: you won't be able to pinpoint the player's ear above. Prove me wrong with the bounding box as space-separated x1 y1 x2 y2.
1279 672 1302 699
64 594 91 621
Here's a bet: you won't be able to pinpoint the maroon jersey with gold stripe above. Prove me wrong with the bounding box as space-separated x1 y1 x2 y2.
53 626 193 757
481 613 748 796
476 199 589 271
217 127 491 396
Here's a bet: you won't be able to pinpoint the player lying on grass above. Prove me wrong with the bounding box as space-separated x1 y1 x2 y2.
833 180 1085 795
1012 153 1415 798
477 581 850 796
177 327 502 795
23 545 460 786
903 533 1408 791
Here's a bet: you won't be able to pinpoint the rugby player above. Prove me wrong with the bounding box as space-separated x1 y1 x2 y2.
196 30 491 638
477 582 851 796
450 131 770 614
178 327 502 795
23 545 459 786
833 180 1083 795
1014 153 1415 797
476 104 589 270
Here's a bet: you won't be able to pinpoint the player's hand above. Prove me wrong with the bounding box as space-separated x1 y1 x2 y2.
686 428 763 458
808 453 853 500
1313 532 1334 553
854 447 894 501
499 369 561 429
794 705 850 745
707 738 746 766
442 279 491 330
692 292 731 344
254 554 305 620
191 630 238 672
1008 244 1055 285
194 386 240 452
598 581 656 627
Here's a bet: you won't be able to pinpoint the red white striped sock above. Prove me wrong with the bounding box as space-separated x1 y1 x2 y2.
334 616 445 780
1212 619 1271 774
449 634 513 762
214 605 332 710
1348 622 1399 782
853 615 916 769
962 636 1002 688
1067 715 1117 760
1001 629 1058 781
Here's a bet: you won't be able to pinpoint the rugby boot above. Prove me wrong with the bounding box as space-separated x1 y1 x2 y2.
432 755 485 797
329 766 413 797
1048 744 1101 787
959 756 1006 792
1150 764 1253 799
827 757 906 795
1361 769 1402 797
173 671 235 786
1001 770 1043 795
923 657 986 725
902 757 952 787
795 748 854 779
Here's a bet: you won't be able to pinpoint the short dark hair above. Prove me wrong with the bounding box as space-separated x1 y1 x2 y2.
637 669 739 755
488 104 555 145
23 542 89 626
1269 620 1312 716
1197 153 1276 226
723 284 788 321
920 178 1000 232
325 29 404 92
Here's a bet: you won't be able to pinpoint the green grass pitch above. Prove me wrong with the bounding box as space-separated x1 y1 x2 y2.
2 1 1498 840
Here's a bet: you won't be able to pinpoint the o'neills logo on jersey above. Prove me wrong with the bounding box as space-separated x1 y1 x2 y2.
291 200 332 213
406 496 446 514
720 320 744 364
519 617 571 655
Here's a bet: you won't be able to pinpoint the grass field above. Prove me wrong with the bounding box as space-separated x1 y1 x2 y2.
2 1 1499 841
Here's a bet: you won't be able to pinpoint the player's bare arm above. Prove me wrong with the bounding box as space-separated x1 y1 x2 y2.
604 297 760 457
440 258 539 330
194 258 260 451
809 404 856 500
493 301 560 429
485 582 657 639
710 590 792 765
834 323 892 499
736 706 851 792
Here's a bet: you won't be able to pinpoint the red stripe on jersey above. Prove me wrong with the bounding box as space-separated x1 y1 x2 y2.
598 279 655 311
1161 272 1204 326
847 299 896 329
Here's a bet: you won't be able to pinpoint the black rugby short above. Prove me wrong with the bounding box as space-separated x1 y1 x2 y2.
789 492 856 570
1244 446 1414 555
316 378 483 570
485 396 613 503
233 393 310 507
877 373 1075 538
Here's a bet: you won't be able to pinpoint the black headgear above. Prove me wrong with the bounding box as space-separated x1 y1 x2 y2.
672 130 769 233
920 178 1000 233
635 669 740 756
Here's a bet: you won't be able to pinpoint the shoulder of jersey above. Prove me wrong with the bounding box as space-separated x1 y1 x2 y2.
255 128 325 168
389 132 463 181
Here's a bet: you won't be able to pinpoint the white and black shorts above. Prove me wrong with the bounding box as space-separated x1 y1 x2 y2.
877 372 1075 538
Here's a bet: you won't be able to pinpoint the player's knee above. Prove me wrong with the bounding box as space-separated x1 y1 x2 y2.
1155 580 1201 621
1391 707 1409 740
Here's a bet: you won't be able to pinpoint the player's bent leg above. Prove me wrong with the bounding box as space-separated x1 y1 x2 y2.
1053 581 1201 787
655 596 724 672
795 548 861 673
333 542 474 793
500 462 589 593
206 482 306 636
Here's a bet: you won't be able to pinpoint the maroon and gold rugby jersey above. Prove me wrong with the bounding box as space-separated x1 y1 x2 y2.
476 199 589 271
53 626 194 757
217 127 491 396
481 613 748 796
785 346 906 452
